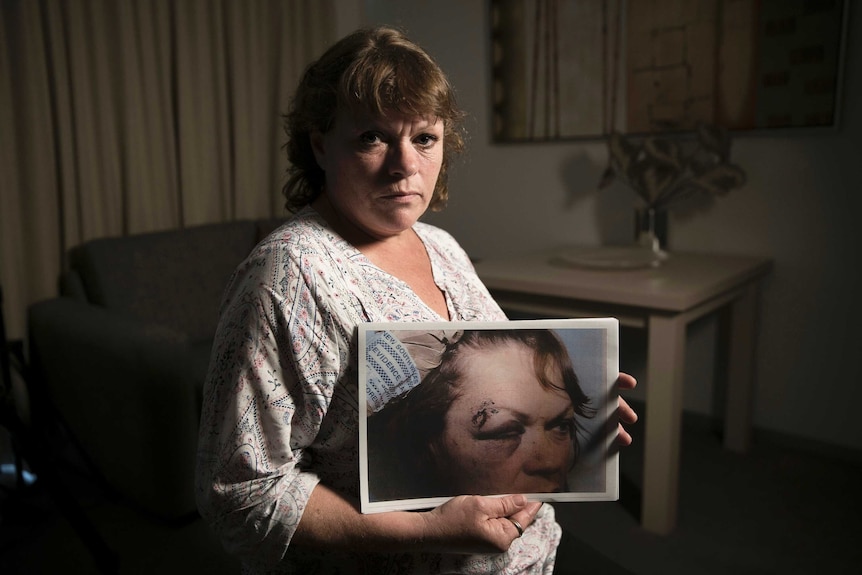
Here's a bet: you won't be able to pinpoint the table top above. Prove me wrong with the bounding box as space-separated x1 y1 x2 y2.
474 246 773 312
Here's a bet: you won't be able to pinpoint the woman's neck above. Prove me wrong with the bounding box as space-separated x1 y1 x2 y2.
310 195 449 320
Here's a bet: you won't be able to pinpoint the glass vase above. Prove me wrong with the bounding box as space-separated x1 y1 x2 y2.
635 207 669 262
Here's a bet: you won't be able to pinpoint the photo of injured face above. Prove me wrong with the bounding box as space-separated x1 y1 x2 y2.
359 318 619 513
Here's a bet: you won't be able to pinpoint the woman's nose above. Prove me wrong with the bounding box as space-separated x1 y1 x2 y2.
522 434 568 477
388 141 419 177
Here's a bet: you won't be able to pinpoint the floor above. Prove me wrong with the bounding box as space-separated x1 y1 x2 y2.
2 402 861 574
0 476 239 574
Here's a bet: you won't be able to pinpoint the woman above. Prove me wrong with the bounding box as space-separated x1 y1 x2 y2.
196 26 638 574
367 329 600 501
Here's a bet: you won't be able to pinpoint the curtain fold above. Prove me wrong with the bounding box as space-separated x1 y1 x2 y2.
0 0 336 339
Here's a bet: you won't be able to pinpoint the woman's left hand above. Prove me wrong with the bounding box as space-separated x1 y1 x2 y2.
615 373 638 446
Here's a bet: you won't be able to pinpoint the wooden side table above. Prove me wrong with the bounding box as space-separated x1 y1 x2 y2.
473 247 772 535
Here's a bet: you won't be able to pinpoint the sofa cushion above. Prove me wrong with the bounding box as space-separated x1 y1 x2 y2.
69 221 260 342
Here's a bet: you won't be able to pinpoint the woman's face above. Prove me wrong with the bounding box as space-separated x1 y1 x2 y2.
311 107 444 240
436 341 576 495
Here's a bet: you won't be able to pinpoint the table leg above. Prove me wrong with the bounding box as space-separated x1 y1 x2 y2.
723 283 759 452
642 313 686 535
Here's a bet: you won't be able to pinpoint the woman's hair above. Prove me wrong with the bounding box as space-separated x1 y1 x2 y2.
282 26 466 212
367 330 595 499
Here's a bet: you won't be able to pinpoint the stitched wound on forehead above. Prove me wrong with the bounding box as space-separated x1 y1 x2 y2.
471 400 498 429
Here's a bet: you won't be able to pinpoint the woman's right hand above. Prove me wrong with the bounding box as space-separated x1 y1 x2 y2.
420 494 543 554
294 483 542 555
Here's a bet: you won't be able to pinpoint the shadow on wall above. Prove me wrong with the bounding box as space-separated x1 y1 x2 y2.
559 151 723 249
560 152 639 246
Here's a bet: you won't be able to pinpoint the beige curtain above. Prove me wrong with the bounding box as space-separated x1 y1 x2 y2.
0 0 337 339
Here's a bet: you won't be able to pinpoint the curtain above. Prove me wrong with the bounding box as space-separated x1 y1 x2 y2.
0 0 337 339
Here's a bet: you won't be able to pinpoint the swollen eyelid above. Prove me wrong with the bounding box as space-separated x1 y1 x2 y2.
476 422 524 441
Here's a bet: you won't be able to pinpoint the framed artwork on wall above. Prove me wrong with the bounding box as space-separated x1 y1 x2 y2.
490 0 849 141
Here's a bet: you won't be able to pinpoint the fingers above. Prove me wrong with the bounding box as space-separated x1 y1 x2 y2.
504 517 524 538
615 374 638 447
616 372 637 390
428 494 535 554
483 494 542 542
494 498 541 543
616 422 633 446
618 396 638 425
506 500 542 534
494 493 528 517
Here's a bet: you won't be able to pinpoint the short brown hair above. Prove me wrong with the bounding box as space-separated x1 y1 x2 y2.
282 26 466 212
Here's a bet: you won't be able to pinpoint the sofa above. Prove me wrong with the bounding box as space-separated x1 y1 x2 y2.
27 218 285 521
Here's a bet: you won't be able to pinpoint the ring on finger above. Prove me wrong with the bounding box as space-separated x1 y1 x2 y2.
507 518 524 538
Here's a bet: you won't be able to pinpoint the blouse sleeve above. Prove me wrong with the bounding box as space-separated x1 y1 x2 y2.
196 238 350 569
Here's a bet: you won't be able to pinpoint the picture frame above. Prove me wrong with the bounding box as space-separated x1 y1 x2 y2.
358 318 620 514
490 0 849 141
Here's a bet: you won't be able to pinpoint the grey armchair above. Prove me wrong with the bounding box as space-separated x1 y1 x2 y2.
27 218 285 521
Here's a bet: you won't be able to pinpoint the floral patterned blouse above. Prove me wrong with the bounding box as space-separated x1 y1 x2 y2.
196 208 561 574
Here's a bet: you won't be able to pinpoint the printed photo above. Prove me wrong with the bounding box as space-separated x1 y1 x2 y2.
359 318 619 513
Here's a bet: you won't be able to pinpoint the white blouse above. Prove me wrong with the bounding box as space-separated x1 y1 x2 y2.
196 208 561 574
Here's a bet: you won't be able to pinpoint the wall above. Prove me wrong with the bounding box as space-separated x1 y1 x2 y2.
356 0 861 452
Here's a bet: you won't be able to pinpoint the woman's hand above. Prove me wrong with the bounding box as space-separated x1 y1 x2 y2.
420 494 543 554
615 372 638 446
295 486 539 555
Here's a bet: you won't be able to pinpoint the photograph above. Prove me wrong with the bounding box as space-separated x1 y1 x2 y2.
359 318 620 513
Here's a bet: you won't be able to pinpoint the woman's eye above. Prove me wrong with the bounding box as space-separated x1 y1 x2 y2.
414 133 439 148
476 423 524 441
358 132 382 146
551 418 576 439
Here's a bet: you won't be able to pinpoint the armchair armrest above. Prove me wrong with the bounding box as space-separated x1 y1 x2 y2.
28 297 204 520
